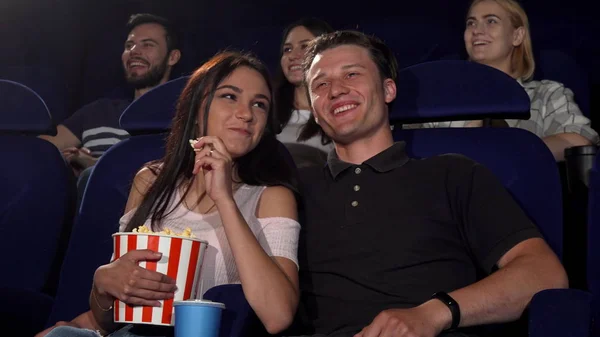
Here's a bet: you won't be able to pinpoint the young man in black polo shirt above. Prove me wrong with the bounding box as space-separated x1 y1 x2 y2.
293 31 568 337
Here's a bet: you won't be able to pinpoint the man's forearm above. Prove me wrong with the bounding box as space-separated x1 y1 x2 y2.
446 245 567 328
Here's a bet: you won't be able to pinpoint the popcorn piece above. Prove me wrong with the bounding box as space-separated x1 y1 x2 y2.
189 139 199 149
132 225 196 238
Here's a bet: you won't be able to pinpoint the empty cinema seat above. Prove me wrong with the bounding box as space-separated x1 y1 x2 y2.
0 79 76 336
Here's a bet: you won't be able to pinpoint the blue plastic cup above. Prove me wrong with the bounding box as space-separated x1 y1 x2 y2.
174 299 226 337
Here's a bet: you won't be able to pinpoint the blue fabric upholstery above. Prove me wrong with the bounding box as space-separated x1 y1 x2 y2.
0 79 55 135
45 134 168 325
0 80 75 335
0 287 55 337
119 76 189 134
392 60 530 124
117 75 189 135
204 284 264 337
528 289 593 337
0 66 70 124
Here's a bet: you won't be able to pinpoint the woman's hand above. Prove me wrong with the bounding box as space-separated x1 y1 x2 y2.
191 136 235 205
94 249 177 307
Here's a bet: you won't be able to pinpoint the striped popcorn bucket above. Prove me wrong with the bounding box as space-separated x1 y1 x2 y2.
111 232 208 326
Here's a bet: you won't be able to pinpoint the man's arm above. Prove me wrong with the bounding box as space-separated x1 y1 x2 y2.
356 160 567 337
39 125 81 151
355 238 567 337
442 237 567 328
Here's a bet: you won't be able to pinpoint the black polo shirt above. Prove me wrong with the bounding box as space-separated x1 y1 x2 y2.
296 142 541 336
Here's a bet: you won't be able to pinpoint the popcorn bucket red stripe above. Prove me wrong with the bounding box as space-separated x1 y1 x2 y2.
113 235 121 322
184 241 201 300
125 235 138 322
161 238 182 324
142 236 160 322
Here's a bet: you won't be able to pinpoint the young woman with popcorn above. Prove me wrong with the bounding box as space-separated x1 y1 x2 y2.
40 51 301 337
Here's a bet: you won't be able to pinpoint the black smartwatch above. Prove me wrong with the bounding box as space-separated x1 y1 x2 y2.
431 291 461 330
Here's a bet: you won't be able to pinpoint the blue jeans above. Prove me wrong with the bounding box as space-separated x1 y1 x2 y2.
46 324 173 337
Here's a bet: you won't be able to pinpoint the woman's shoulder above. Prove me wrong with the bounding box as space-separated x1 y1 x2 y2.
134 162 162 184
522 79 569 95
256 185 297 219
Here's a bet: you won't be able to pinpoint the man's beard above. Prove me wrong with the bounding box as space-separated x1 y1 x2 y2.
125 56 169 90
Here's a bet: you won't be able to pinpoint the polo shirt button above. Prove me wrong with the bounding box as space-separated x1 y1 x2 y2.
351 200 359 207
353 185 360 192
354 167 362 174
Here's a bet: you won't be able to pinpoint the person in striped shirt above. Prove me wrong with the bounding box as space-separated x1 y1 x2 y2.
40 13 181 175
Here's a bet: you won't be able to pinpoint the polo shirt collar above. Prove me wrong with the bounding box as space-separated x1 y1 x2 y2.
327 142 411 179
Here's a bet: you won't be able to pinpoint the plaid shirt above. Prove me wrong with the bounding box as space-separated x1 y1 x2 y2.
406 79 599 144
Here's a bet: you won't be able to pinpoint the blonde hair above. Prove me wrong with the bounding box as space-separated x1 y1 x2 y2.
468 0 535 81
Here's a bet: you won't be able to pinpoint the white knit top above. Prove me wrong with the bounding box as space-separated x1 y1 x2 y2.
118 184 300 296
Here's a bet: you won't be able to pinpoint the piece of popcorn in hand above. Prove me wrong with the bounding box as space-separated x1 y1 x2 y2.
189 139 199 149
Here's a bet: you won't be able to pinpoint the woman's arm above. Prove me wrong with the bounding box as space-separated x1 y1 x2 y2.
217 186 300 334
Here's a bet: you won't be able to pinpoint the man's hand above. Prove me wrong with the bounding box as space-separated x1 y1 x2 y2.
354 299 451 337
61 147 97 175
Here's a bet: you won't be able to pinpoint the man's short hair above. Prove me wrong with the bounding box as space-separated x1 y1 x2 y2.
302 30 398 86
126 13 180 52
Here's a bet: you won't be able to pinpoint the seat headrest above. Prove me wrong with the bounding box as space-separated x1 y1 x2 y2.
391 60 531 123
0 79 55 135
119 76 190 134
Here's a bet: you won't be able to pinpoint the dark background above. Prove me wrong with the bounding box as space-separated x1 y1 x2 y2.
1 0 597 127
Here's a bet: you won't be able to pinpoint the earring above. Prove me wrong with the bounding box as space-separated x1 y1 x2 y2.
315 117 320 125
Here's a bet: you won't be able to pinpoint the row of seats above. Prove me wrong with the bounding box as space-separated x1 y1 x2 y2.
1 17 593 128
1 60 598 335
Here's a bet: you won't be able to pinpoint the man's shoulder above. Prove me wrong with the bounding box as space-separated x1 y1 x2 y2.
77 97 131 112
408 152 479 173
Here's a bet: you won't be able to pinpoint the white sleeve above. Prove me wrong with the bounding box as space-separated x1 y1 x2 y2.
256 217 301 270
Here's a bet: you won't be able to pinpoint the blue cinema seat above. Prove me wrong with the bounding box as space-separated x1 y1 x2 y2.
0 79 75 336
392 60 593 336
0 66 70 124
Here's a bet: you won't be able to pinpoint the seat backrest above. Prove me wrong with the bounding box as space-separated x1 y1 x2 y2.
45 134 168 324
393 127 563 259
0 79 55 135
0 80 74 291
203 284 263 337
120 76 189 135
0 66 70 124
392 60 531 124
